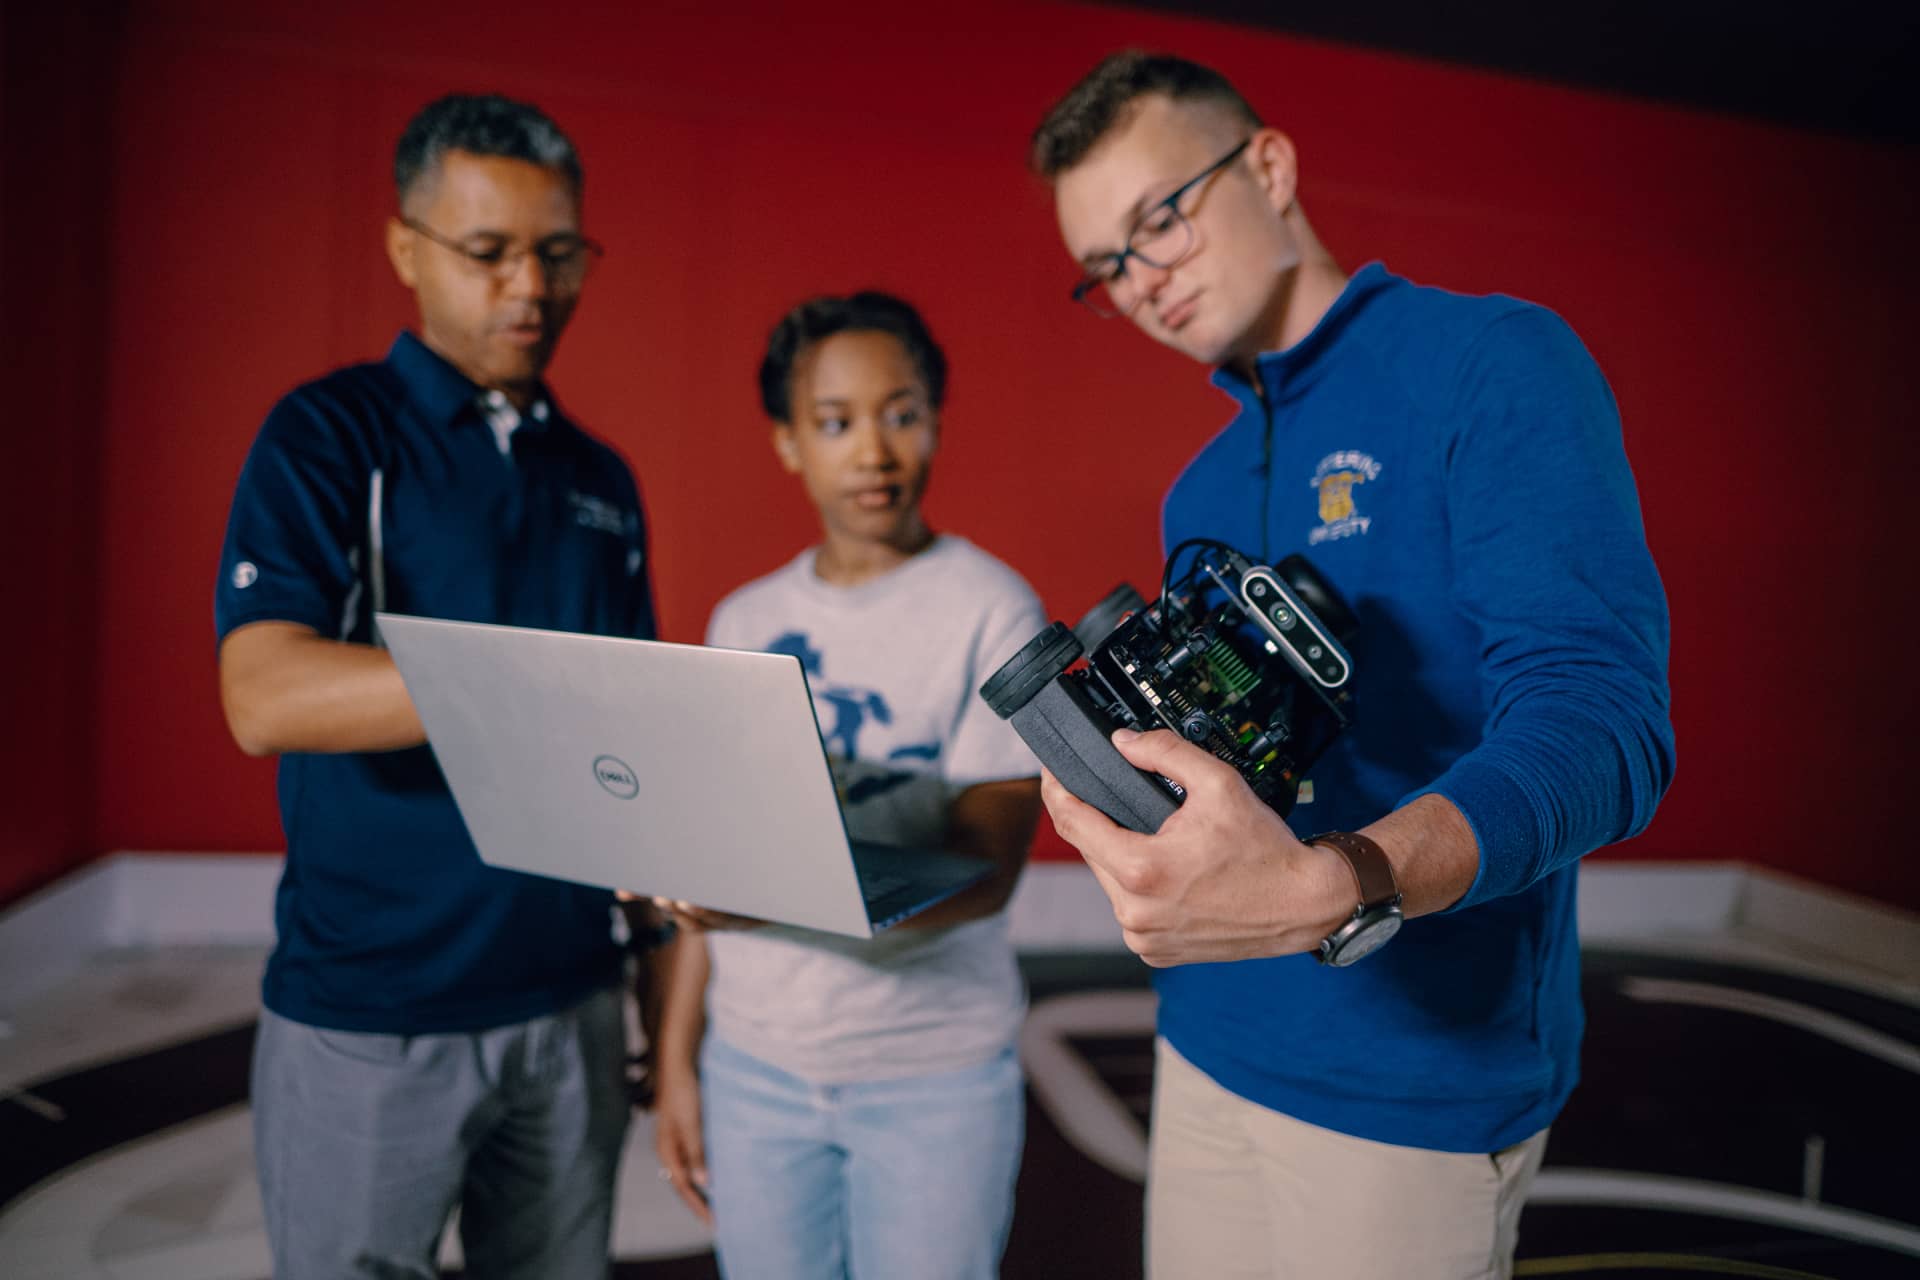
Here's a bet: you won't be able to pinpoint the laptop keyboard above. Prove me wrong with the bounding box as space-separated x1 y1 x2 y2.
858 872 912 900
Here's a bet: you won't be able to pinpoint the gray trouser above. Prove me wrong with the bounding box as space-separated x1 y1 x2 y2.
252 986 630 1280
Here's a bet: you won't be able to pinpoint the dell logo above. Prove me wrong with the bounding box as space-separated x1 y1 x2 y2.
592 754 639 799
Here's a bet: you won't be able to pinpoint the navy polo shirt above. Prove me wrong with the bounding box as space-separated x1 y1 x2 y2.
215 331 656 1034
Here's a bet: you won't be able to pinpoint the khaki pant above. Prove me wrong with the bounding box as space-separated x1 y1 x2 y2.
1147 1038 1547 1280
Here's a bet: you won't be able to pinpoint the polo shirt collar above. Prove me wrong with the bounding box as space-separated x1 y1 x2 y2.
384 330 554 431
476 387 554 456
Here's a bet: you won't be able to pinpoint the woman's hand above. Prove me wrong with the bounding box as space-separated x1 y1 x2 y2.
656 897 769 932
651 1065 713 1224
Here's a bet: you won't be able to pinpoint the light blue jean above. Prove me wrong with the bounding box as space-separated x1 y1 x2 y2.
699 1034 1024 1280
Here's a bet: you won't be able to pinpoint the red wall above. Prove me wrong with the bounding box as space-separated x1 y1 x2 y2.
1 5 118 904
7 0 1917 908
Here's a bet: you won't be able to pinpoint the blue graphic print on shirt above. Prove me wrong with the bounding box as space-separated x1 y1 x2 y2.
765 630 941 776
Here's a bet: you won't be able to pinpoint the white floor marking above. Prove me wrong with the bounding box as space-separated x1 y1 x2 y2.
1619 977 1920 1074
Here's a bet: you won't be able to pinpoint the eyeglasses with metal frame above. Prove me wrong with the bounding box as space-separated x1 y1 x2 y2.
401 216 604 293
1069 138 1252 319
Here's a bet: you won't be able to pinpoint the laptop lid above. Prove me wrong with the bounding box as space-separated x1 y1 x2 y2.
377 612 889 938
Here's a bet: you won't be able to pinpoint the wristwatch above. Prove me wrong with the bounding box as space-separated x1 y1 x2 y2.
1307 831 1404 966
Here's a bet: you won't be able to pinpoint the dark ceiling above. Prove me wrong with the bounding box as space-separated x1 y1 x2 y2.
1109 1 1920 145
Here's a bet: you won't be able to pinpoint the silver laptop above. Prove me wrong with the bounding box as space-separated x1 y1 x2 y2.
376 612 993 938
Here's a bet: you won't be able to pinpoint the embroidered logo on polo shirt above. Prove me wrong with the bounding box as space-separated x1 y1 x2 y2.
231 561 259 589
1308 451 1381 545
567 490 629 536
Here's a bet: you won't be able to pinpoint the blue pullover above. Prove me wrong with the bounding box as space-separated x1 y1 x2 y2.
1155 262 1675 1152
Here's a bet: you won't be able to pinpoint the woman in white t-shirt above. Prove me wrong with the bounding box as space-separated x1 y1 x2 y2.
650 292 1046 1279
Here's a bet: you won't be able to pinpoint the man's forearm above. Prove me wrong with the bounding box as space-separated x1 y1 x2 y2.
1356 793 1482 919
1272 795 1482 947
1413 692 1674 912
219 620 425 756
1044 730 1498 966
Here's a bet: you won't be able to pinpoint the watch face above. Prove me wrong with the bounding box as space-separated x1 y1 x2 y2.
1327 910 1402 966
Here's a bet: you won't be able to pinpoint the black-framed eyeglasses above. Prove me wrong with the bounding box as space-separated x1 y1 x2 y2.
401 216 604 293
1070 138 1251 319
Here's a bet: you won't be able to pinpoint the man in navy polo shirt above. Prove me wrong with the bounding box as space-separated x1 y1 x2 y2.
215 94 651 1279
1028 54 1675 1277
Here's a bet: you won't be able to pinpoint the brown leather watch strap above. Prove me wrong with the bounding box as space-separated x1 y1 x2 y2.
1307 831 1401 909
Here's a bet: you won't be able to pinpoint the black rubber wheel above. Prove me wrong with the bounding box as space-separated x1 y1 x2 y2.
979 622 1084 718
1071 583 1147 652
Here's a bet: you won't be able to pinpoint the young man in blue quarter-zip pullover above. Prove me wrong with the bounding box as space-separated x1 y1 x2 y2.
1030 51 1675 1278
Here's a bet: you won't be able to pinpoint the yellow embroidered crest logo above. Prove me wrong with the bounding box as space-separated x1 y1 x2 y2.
1309 451 1381 545
1317 471 1362 524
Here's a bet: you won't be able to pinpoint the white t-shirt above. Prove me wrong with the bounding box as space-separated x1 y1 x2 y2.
702 535 1045 1083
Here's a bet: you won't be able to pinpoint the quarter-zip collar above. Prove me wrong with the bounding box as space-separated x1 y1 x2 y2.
1209 261 1397 413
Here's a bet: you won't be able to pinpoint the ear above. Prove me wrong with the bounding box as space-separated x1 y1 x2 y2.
770 423 801 474
385 216 419 289
1247 128 1299 216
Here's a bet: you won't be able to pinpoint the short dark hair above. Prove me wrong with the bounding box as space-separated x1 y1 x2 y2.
1030 51 1262 179
393 93 583 207
758 292 949 424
